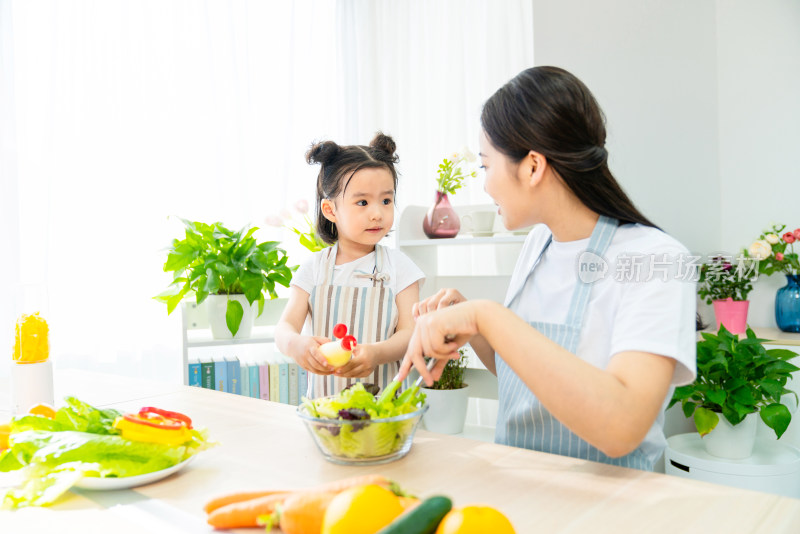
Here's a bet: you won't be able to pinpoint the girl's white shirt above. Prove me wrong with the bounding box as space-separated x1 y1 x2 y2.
292 245 425 298
509 223 697 386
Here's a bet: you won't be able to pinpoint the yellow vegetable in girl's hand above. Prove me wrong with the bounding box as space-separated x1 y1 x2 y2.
321 484 404 534
435 505 516 534
13 312 50 363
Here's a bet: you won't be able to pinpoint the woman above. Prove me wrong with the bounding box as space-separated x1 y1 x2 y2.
397 66 696 471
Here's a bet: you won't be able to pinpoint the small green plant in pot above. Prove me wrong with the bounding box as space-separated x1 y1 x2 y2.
421 350 470 435
669 325 799 440
427 350 468 390
155 219 296 336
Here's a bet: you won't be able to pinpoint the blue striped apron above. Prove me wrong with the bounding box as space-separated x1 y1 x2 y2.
307 244 398 398
496 215 652 470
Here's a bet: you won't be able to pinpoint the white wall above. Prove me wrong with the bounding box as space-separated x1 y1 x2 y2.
532 0 800 328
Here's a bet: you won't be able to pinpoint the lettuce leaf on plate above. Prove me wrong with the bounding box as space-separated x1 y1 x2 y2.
0 397 212 509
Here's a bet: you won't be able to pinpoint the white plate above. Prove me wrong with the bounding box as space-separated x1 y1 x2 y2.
73 456 194 491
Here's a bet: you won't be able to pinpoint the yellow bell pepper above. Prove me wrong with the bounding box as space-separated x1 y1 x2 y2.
113 413 192 446
13 312 50 363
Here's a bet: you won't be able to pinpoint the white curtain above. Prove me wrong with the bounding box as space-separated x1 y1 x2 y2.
1 0 533 383
336 0 534 210
1 0 340 382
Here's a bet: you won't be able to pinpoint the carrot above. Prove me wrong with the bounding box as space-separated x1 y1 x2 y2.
205 474 393 530
398 496 421 511
204 490 288 514
260 490 338 534
204 473 391 514
206 492 293 529
310 473 390 493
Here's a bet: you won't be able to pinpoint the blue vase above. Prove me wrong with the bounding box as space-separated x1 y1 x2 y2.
775 274 800 333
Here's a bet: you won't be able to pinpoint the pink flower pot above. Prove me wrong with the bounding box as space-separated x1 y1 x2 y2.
712 298 749 334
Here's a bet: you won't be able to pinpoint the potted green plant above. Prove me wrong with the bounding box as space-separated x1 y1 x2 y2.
669 325 798 459
422 149 478 239
420 350 470 434
697 254 757 334
155 219 295 338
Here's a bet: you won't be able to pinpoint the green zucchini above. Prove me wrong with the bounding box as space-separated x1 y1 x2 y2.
378 495 453 534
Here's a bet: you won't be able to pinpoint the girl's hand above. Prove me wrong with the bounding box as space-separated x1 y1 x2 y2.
334 344 377 378
398 302 479 385
296 336 335 375
413 288 468 318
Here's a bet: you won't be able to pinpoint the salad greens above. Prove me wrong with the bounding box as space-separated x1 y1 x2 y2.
301 382 426 459
0 397 212 509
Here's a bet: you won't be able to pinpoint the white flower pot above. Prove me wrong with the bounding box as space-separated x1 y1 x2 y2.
421 384 470 435
702 412 758 459
206 294 256 339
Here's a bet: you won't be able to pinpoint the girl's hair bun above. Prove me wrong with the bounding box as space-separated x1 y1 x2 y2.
369 132 398 162
306 140 340 165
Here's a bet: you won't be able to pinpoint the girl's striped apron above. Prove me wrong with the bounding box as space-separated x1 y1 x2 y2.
495 215 653 470
307 244 398 398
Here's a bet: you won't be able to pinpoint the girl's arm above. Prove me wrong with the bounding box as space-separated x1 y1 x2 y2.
335 281 420 378
400 300 676 458
275 286 333 375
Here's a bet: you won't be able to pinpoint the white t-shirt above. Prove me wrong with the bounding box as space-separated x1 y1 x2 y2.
507 222 697 385
292 246 425 298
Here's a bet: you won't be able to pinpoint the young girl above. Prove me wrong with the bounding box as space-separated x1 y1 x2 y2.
397 67 697 471
275 133 424 398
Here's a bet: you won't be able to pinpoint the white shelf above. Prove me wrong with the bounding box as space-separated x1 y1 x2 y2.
185 326 276 348
399 235 527 247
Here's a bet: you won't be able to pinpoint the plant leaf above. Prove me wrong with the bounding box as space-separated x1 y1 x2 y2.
225 299 244 336
760 403 792 439
693 407 719 437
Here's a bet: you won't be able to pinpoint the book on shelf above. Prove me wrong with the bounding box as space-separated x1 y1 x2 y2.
200 358 214 390
240 359 250 398
188 358 201 387
213 357 227 392
288 363 299 405
259 360 270 400
298 367 308 401
278 361 289 404
225 356 241 395
269 362 279 402
248 362 260 399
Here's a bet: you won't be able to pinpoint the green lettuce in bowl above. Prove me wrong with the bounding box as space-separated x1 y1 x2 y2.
297 382 428 465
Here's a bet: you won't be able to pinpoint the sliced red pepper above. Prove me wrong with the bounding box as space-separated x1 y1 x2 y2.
139 407 193 429
123 413 183 430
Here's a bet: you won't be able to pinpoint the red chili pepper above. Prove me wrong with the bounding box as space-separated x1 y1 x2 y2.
138 407 193 429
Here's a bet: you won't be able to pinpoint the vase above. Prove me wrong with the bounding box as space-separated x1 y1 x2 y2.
702 412 758 459
422 191 460 238
420 384 470 434
775 274 800 333
712 298 749 334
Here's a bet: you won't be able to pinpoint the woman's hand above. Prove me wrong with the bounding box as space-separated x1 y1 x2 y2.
295 335 334 375
398 302 479 385
413 288 468 318
334 344 377 378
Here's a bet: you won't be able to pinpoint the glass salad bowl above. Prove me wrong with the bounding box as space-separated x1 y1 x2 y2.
297 399 428 466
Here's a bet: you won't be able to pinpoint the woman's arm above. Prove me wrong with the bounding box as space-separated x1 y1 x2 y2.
412 288 496 374
274 286 333 375
335 281 420 378
400 300 676 458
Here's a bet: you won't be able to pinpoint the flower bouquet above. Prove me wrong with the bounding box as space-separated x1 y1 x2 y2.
267 199 329 253
698 254 758 334
744 224 800 332
423 148 478 239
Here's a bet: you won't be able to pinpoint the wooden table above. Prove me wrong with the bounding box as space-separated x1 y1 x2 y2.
2 370 800 533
